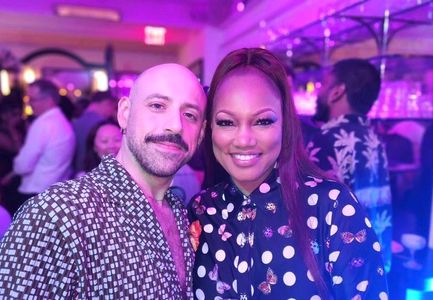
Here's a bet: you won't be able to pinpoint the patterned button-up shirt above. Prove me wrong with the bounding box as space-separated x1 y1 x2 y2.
0 155 194 299
188 171 388 299
306 114 392 272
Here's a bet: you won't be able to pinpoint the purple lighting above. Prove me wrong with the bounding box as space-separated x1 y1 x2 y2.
236 1 245 12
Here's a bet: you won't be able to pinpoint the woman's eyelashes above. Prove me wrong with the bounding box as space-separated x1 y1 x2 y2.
215 119 234 127
214 117 277 127
255 118 276 126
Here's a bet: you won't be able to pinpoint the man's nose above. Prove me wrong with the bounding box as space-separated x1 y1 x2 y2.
165 111 183 133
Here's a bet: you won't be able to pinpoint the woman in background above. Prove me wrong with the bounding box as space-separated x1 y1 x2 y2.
76 119 122 177
188 48 388 299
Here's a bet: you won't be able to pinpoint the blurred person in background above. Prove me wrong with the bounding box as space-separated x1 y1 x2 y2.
0 79 75 214
0 95 26 214
306 58 392 272
73 91 117 173
76 119 122 177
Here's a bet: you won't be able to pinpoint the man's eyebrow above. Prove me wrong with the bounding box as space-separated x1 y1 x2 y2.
144 93 171 101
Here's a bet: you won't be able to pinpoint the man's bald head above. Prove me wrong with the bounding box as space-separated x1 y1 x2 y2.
129 63 205 105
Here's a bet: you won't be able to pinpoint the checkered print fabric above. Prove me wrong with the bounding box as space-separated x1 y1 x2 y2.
0 156 194 299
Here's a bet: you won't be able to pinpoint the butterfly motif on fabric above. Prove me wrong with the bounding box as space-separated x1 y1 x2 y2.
236 232 254 247
237 208 256 221
304 176 324 187
310 240 319 254
191 196 205 215
189 220 202 252
263 227 273 239
351 257 365 267
218 224 232 241
341 229 367 244
208 264 231 295
377 267 384 276
258 268 278 295
277 225 293 238
325 262 333 273
211 191 218 198
265 202 277 213
325 237 331 249
240 294 248 300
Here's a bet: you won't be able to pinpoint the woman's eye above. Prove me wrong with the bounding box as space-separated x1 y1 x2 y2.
215 119 234 127
256 118 275 126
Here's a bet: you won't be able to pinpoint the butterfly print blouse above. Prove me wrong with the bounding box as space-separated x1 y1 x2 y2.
188 170 388 299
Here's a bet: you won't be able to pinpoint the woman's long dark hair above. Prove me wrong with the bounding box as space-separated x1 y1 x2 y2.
83 119 120 172
203 48 328 296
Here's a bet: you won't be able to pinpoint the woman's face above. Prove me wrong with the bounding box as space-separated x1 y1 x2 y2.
212 69 283 194
94 124 122 158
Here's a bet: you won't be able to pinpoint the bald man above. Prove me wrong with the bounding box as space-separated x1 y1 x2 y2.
0 64 207 299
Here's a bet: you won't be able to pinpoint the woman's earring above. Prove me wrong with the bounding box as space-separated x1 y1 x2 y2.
121 128 126 135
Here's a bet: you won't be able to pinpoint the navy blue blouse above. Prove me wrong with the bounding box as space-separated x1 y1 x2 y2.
188 171 388 300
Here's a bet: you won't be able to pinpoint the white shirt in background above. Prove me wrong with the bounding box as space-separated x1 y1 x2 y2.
14 107 75 194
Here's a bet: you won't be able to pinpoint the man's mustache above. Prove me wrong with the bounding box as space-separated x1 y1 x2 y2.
145 134 189 151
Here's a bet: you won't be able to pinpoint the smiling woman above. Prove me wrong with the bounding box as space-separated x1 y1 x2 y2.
188 48 389 300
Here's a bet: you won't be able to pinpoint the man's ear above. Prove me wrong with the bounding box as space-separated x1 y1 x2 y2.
329 83 346 104
117 96 130 130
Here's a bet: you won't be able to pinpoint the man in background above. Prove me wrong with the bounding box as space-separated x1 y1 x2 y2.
0 63 207 299
73 91 117 173
1 79 75 213
306 59 393 272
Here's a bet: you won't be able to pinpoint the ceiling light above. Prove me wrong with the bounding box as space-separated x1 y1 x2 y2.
55 4 121 22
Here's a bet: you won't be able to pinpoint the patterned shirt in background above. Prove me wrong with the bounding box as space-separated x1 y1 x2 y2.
306 114 392 272
0 155 194 299
188 170 388 300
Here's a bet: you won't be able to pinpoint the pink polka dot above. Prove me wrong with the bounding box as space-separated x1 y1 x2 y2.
259 183 271 193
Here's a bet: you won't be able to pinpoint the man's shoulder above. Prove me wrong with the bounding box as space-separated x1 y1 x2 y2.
22 172 108 215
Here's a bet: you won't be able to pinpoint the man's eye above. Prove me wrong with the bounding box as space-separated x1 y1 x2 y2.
256 118 275 126
149 103 164 110
215 119 234 127
184 112 198 122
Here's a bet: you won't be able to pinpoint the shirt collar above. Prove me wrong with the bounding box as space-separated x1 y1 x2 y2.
224 167 280 208
96 155 183 209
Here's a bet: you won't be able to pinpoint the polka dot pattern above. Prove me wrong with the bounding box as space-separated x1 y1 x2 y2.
201 242 209 254
356 280 369 292
342 205 356 216
307 216 318 229
332 276 343 285
259 183 271 193
308 194 318 206
283 272 296 286
203 224 213 233
238 261 248 273
215 250 226 262
197 265 206 278
261 251 273 264
325 211 333 225
329 189 340 200
190 170 389 299
283 246 295 259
